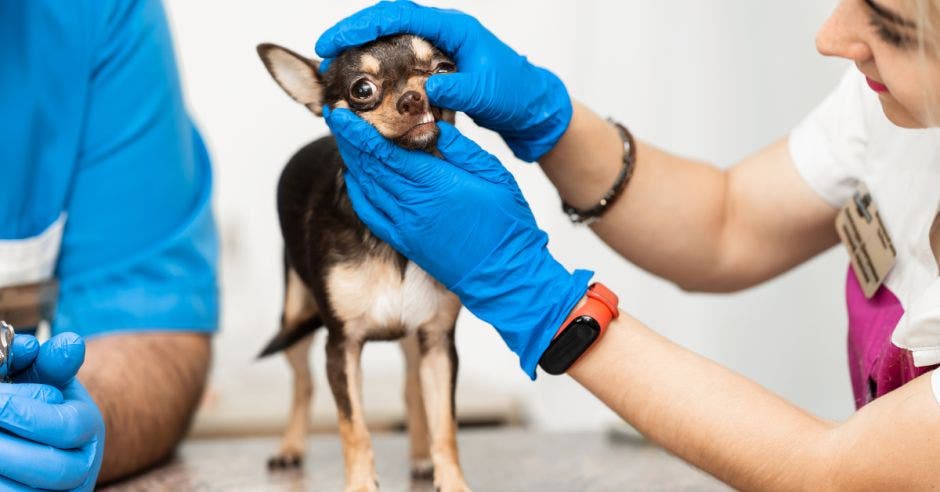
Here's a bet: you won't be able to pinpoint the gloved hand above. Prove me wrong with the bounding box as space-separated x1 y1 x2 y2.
316 1 572 162
325 107 592 378
0 333 104 491
0 334 40 381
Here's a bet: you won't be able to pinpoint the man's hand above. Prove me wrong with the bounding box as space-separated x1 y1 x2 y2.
0 333 104 491
325 107 592 377
2 334 39 380
317 0 572 162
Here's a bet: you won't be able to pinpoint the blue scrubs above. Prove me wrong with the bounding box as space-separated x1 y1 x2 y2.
0 0 218 337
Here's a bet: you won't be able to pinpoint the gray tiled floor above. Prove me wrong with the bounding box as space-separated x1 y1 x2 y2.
102 429 729 491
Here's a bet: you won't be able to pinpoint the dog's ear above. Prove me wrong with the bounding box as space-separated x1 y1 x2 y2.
257 43 324 116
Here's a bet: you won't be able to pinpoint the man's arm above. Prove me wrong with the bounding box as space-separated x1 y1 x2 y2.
540 102 840 292
79 333 211 484
569 315 940 490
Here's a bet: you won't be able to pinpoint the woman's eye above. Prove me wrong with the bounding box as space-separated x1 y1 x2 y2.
350 79 377 100
869 16 915 49
433 62 456 74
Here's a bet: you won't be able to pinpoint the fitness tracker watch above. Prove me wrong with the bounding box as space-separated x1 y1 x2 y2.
538 282 619 375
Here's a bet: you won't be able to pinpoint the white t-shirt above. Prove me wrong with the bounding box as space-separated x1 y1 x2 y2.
789 68 940 396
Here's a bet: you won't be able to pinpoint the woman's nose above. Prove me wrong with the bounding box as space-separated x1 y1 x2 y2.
816 1 873 62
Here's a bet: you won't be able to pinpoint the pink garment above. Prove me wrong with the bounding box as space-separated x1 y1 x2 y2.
846 267 937 408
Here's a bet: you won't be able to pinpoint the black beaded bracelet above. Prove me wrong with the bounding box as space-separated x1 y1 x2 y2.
561 119 636 224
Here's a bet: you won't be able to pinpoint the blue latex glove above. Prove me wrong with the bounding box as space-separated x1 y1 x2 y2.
1 335 39 381
324 107 592 378
316 1 572 163
0 333 104 491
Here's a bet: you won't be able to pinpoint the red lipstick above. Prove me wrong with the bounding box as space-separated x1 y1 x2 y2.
866 76 889 93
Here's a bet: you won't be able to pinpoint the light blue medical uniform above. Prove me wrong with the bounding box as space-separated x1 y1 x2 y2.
0 0 218 337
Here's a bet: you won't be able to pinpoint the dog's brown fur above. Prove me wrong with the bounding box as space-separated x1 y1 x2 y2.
256 35 470 492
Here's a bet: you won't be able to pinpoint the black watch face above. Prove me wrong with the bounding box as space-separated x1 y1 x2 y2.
538 316 601 375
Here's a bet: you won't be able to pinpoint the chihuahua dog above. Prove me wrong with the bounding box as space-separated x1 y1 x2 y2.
256 35 470 492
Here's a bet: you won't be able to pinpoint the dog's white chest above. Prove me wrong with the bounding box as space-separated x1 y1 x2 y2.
326 257 456 338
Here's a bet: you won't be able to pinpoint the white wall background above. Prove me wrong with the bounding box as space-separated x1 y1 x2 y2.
163 0 854 434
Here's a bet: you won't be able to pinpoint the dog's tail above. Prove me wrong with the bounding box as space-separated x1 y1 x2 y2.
258 250 325 359
257 315 324 359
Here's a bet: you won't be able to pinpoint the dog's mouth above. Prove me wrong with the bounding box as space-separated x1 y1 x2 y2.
392 107 442 150
404 112 436 133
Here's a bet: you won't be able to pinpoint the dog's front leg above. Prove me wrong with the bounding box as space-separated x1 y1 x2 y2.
326 330 378 492
418 327 471 492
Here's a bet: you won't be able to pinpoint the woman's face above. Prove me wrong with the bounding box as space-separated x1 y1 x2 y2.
817 0 940 128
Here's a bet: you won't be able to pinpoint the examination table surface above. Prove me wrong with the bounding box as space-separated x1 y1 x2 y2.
101 429 728 491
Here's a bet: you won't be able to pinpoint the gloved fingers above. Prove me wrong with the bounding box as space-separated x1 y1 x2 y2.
435 122 513 184
0 474 40 492
0 433 91 490
9 334 39 374
60 377 95 403
316 1 415 57
0 392 99 449
331 126 392 189
426 73 483 114
333 132 422 202
344 173 404 249
323 107 392 173
17 332 85 387
0 383 64 404
326 108 436 184
325 107 397 166
316 1 466 58
341 158 407 217
319 57 333 74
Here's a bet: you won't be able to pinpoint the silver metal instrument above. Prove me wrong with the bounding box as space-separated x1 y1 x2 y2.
0 321 14 383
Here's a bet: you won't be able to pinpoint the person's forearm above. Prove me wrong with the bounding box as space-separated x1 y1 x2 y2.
79 332 211 484
568 313 940 489
540 102 734 289
539 102 838 292
568 317 833 490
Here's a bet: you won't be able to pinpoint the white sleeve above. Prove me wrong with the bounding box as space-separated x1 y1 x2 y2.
788 69 877 208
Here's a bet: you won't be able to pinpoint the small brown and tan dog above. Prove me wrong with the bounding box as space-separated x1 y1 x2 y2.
256 35 470 492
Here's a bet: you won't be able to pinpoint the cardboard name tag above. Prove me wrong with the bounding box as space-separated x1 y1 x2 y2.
835 185 897 299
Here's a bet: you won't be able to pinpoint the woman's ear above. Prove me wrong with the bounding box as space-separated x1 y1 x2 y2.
257 43 324 116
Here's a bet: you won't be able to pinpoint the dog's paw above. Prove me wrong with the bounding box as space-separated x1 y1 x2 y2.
433 470 472 492
343 478 379 492
410 459 434 481
267 451 304 470
433 483 472 492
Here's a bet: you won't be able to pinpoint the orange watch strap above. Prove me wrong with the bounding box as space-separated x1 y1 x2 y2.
553 282 620 339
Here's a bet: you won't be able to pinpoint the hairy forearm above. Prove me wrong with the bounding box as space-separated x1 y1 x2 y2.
78 332 211 484
568 316 833 490
539 102 838 292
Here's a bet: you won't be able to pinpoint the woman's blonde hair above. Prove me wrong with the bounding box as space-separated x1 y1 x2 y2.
902 0 940 124
905 0 940 53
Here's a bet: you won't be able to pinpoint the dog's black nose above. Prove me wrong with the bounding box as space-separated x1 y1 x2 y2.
397 91 424 115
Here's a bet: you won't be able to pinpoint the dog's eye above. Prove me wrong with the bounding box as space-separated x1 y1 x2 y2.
433 62 456 74
350 79 377 101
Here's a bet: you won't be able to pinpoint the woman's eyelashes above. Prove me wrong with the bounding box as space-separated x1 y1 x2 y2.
869 15 916 49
